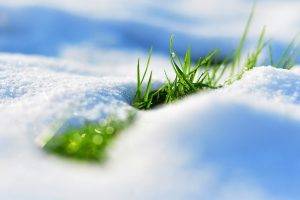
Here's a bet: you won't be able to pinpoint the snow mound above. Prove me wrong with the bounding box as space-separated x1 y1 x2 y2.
0 54 134 166
1 54 300 200
111 66 300 199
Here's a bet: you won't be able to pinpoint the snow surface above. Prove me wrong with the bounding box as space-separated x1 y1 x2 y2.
0 1 299 199
1 54 300 199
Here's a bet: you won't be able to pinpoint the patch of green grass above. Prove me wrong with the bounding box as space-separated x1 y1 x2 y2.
133 38 222 110
43 113 135 162
132 6 299 110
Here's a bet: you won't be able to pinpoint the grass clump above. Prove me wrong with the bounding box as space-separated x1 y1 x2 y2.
133 41 222 110
132 7 299 110
43 114 135 162
132 39 241 110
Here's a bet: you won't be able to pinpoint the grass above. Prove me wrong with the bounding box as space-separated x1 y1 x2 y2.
43 7 299 162
132 40 222 109
43 113 135 162
132 7 299 110
273 35 299 69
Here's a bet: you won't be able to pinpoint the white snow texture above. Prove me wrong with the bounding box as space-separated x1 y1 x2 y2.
0 53 300 200
0 0 300 199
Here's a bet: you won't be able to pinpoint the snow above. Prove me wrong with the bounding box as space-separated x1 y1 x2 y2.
0 0 298 61
1 53 300 199
0 0 298 42
111 66 300 200
0 0 299 199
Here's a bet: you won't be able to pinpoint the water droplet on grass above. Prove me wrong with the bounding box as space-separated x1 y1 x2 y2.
92 135 103 145
171 52 176 58
106 127 114 134
67 141 79 153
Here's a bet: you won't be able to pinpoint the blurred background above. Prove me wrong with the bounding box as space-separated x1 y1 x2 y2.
0 0 299 69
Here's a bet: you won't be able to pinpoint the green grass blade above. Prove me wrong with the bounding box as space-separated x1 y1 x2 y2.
172 60 196 91
277 35 299 69
268 45 274 66
189 50 218 76
135 59 142 100
232 3 255 74
141 48 153 83
143 71 153 102
184 47 191 74
245 26 267 70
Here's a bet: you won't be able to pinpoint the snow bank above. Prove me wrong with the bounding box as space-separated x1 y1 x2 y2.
0 54 134 175
110 66 300 200
1 54 300 199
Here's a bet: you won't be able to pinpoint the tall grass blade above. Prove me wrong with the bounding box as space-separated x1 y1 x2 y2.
232 3 255 74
